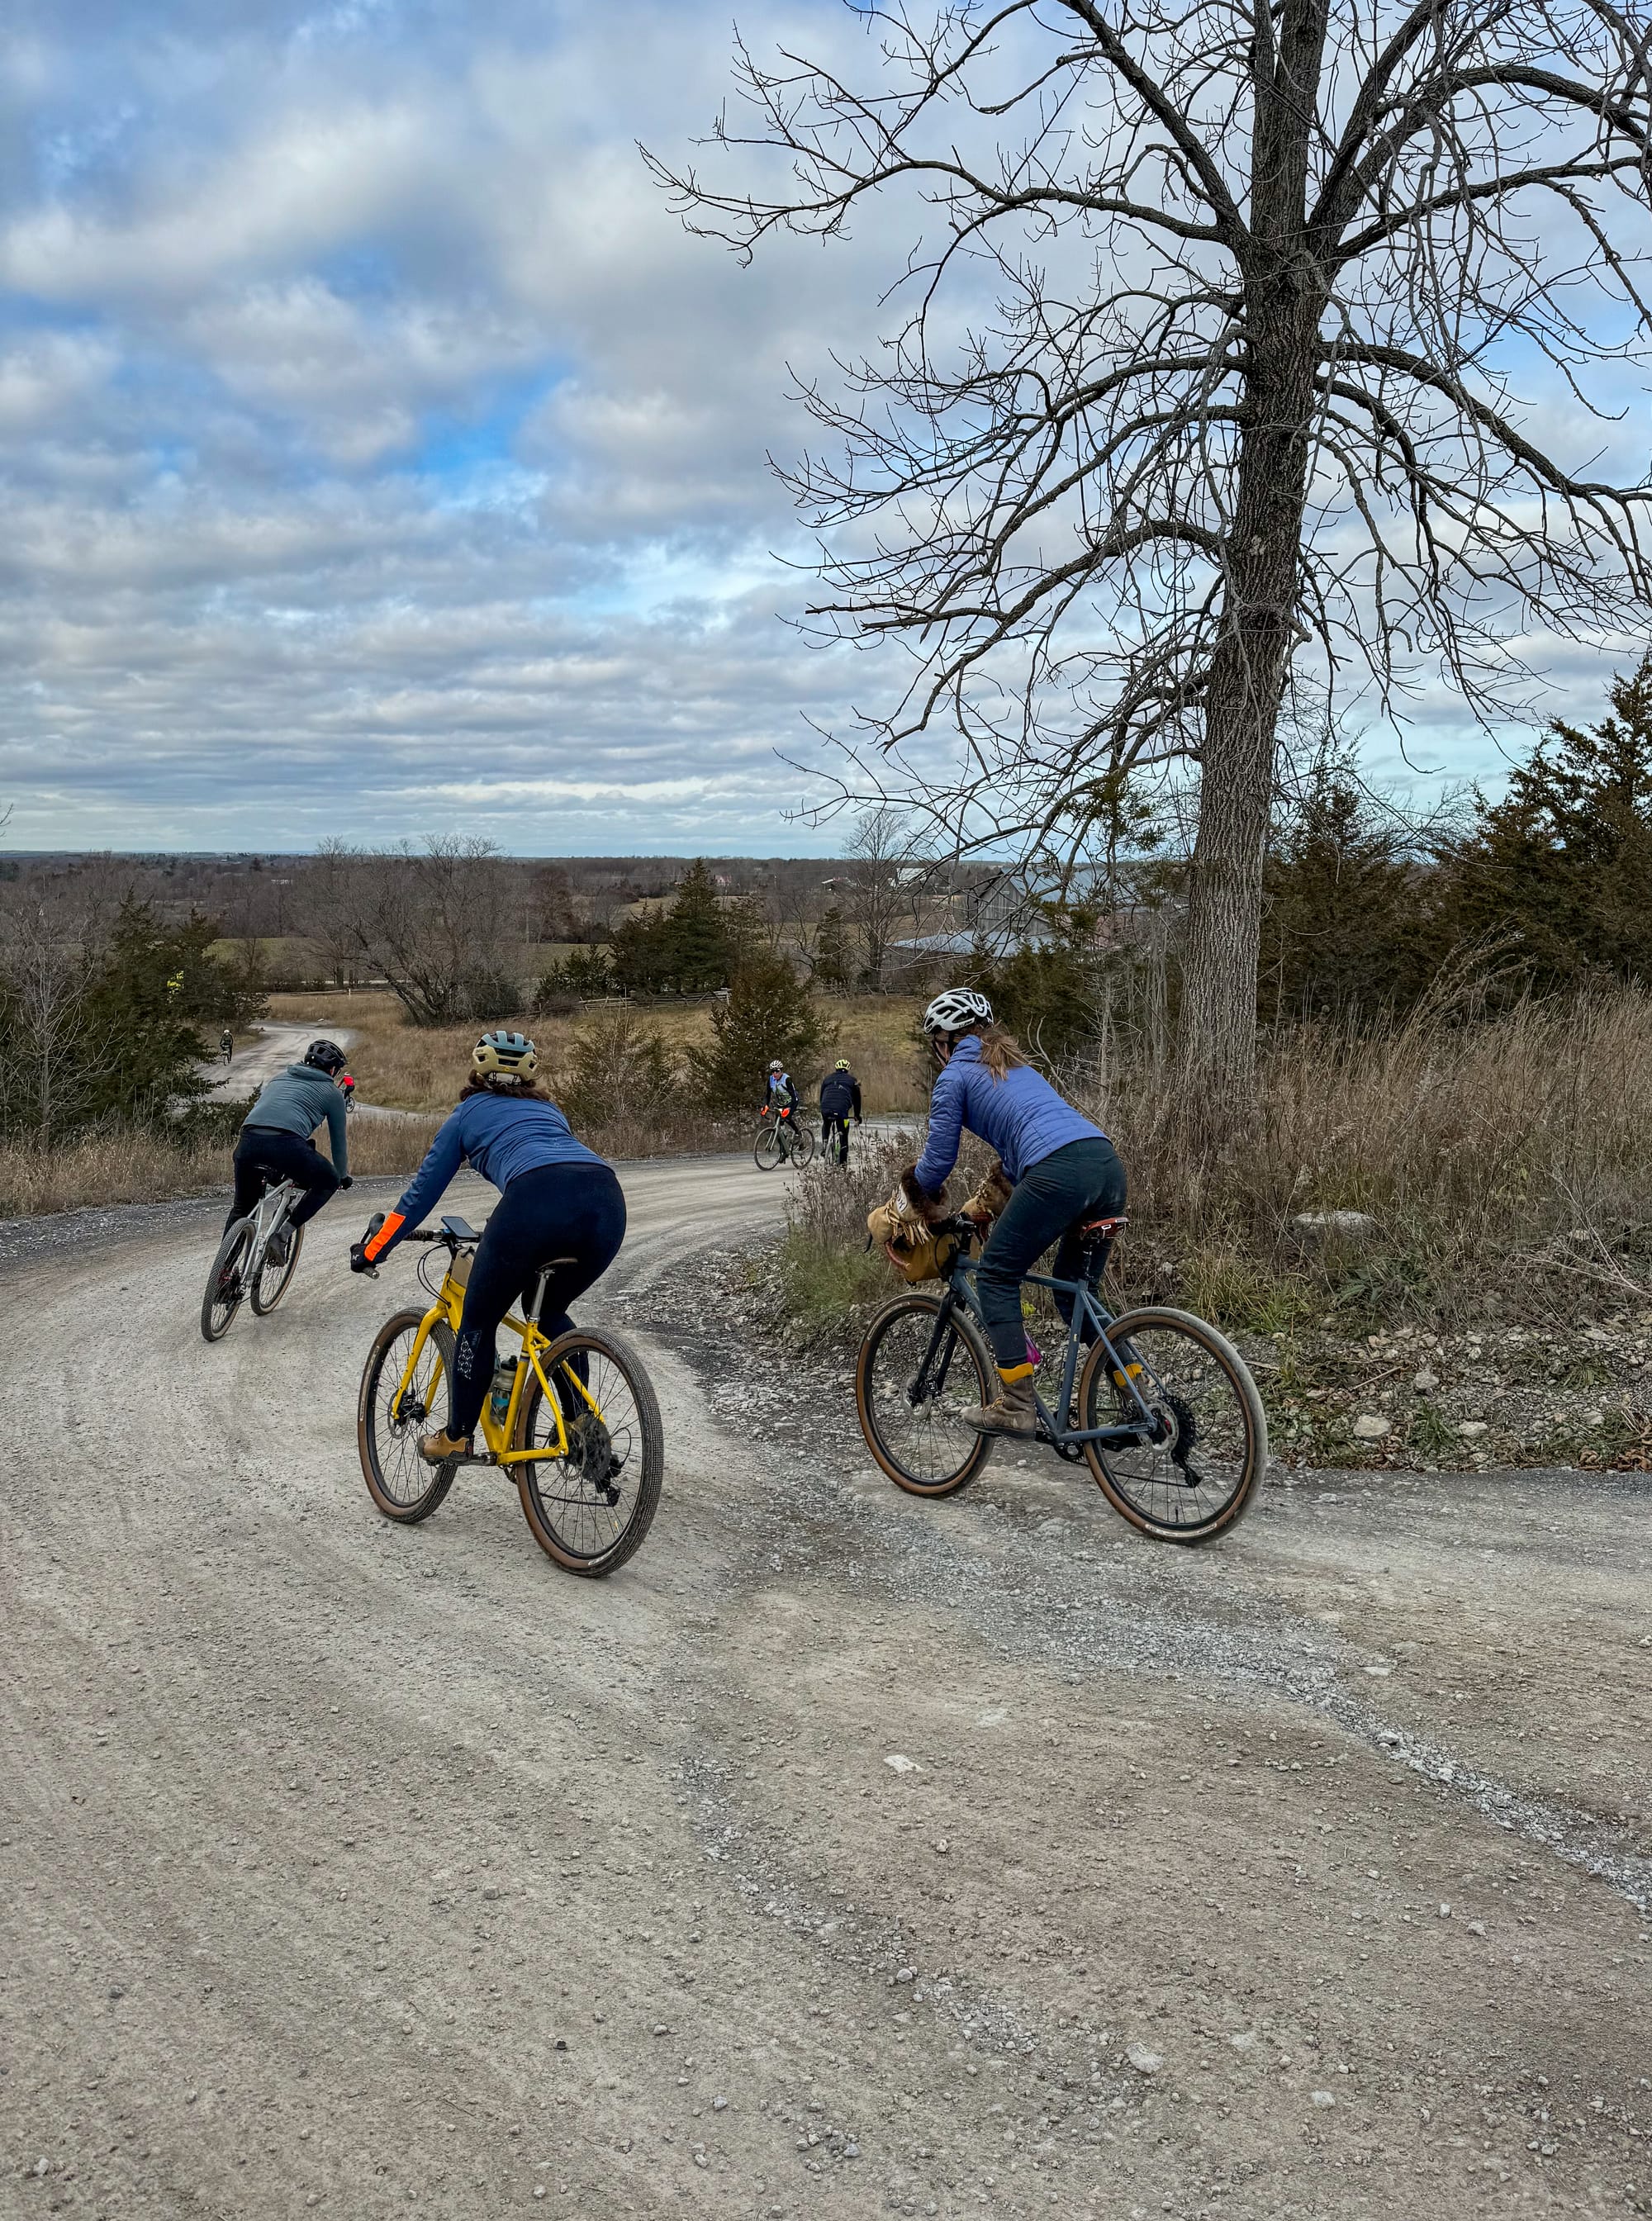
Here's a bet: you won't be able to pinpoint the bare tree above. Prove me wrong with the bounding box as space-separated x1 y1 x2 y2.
843 804 920 987
307 837 520 1026
0 891 93 1141
653 0 1652 1090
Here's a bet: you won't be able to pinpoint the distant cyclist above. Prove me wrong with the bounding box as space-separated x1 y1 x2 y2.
225 1038 352 1247
339 1073 356 1116
219 1027 233 1065
819 1057 862 1166
350 1030 624 1467
904 989 1125 1440
764 1059 800 1116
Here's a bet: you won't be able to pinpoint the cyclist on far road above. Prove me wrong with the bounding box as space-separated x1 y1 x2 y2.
225 1038 353 1244
901 989 1126 1441
350 1031 625 1468
219 1027 233 1065
819 1057 862 1165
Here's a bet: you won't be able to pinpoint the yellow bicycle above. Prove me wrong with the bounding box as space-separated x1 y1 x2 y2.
355 1214 663 1576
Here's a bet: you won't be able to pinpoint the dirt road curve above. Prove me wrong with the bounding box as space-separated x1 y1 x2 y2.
3 1158 1650 2221
202 1023 350 1100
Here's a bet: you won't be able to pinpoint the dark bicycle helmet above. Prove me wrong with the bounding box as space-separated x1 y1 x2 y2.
304 1038 349 1075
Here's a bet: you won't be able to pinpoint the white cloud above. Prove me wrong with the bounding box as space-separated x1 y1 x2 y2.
0 0 1638 852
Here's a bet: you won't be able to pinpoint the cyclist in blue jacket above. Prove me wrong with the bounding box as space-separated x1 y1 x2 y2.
351 1031 625 1464
904 988 1126 1438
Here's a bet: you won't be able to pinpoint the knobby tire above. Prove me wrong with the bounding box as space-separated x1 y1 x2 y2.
358 1308 460 1523
513 1327 664 1576
856 1290 995 1497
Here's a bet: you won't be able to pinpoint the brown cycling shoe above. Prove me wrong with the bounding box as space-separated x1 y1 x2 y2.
961 1372 1038 1438
419 1428 472 1464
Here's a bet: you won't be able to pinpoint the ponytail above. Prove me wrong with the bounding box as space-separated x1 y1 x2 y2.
973 1023 1027 1082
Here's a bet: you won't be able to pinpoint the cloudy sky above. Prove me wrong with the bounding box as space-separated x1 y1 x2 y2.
0 0 1640 854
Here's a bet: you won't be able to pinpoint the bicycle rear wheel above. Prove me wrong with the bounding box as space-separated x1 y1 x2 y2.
856 1291 995 1497
754 1124 785 1171
358 1308 459 1522
201 1222 251 1342
513 1328 663 1575
1078 1307 1267 1542
249 1214 304 1315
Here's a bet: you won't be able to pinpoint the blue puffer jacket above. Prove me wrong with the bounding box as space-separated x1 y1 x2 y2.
913 1035 1104 1191
365 1089 605 1262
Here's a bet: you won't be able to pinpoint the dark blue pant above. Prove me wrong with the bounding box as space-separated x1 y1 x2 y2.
227 1128 340 1232
449 1162 627 1439
976 1137 1127 1371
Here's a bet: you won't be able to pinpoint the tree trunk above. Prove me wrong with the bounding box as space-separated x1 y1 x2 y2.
1178 0 1330 1099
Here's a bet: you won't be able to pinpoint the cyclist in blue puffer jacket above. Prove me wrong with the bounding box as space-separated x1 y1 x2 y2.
904 988 1127 1439
350 1031 624 1465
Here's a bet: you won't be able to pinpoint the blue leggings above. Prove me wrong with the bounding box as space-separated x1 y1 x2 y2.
976 1137 1127 1371
449 1163 626 1438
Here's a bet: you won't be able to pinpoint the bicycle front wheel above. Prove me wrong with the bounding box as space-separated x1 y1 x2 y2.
1079 1307 1267 1542
201 1222 251 1342
249 1217 304 1315
358 1309 458 1522
856 1291 995 1497
514 1328 663 1575
786 1121 817 1166
754 1124 785 1171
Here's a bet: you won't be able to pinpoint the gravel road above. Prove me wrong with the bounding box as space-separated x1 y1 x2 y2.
202 1022 350 1101
3 1157 1650 2220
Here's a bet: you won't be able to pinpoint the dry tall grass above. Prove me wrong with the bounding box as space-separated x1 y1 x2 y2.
780 990 1652 1334
266 989 930 1114
1106 991 1652 1324
0 1112 441 1222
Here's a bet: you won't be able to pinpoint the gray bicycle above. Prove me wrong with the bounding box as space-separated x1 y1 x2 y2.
854 1210 1267 1542
201 1176 305 1341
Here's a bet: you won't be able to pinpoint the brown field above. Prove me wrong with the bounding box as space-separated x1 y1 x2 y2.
265 989 929 1113
0 1112 439 1222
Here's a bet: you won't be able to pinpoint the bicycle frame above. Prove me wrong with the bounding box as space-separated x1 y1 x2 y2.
244 1179 297 1281
923 1247 1162 1451
388 1254 607 1466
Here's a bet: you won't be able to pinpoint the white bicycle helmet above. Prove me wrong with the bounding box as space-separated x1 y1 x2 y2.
922 987 994 1035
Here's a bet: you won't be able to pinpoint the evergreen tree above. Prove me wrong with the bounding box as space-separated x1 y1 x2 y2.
690 956 832 1111
80 902 221 1124
560 1009 680 1127
1258 764 1434 1022
814 906 852 994
1436 657 1652 993
666 858 733 991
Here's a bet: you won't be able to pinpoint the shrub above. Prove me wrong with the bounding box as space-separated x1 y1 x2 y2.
690 956 833 1112
559 1009 681 1129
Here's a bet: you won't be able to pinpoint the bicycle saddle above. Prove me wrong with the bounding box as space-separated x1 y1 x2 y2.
440 1214 482 1241
1078 1213 1128 1238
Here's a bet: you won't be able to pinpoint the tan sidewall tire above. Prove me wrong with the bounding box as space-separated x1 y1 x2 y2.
514 1327 664 1577
1079 1305 1268 1544
357 1308 458 1523
855 1290 995 1497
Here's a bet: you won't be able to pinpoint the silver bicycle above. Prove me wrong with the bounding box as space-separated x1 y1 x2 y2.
201 1177 305 1341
